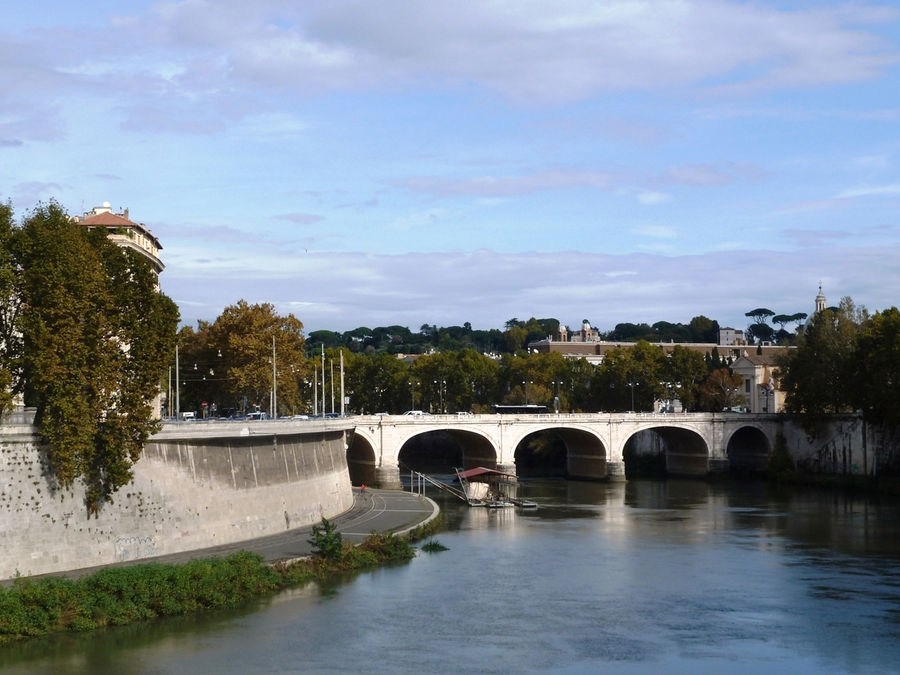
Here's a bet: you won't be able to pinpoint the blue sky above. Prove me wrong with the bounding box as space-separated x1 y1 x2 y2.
3 1 899 334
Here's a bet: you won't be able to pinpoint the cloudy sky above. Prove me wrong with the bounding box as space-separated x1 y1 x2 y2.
3 1 899 335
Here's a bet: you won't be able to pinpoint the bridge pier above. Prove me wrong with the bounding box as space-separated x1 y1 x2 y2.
708 458 730 474
606 461 626 482
497 463 517 480
375 464 403 490
567 452 608 481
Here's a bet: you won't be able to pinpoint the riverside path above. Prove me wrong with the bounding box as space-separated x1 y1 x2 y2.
35 488 438 581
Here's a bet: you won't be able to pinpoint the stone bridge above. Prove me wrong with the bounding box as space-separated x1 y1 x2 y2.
347 412 782 488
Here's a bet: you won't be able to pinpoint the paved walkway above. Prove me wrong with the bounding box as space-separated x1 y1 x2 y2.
27 488 439 581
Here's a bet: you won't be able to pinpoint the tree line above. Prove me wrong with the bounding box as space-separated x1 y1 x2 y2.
176 299 748 417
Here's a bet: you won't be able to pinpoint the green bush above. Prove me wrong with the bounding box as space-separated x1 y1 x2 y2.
0 528 429 645
420 538 449 553
307 518 344 560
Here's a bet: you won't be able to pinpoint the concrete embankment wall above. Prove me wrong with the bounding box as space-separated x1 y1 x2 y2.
0 420 354 580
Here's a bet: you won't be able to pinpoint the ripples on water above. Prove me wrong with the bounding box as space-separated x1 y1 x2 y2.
4 479 900 674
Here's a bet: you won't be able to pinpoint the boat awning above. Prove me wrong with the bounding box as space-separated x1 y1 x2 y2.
456 466 516 479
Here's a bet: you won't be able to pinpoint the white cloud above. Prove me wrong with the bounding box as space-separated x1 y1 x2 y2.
836 184 900 199
637 191 669 205
629 225 677 239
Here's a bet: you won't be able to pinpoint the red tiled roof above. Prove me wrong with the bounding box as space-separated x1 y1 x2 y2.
79 212 136 227
78 211 162 251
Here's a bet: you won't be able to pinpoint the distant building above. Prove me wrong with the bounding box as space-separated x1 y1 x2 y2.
560 319 601 343
529 337 787 365
731 352 784 413
718 327 745 346
73 202 164 274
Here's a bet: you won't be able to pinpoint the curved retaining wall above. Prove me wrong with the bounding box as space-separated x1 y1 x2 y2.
0 420 354 580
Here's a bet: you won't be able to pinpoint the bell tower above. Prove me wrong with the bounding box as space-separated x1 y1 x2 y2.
815 282 826 313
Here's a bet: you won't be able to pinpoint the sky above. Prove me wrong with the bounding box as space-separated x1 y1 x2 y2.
3 1 900 336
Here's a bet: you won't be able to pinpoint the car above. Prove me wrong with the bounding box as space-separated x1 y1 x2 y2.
180 411 195 421
292 414 309 420
402 410 429 416
246 411 268 421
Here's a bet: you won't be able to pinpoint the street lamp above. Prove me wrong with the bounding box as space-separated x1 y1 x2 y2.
522 380 533 405
551 380 561 413
627 380 639 412
433 379 446 413
408 380 416 411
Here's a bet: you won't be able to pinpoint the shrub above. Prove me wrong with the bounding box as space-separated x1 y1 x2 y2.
307 518 344 560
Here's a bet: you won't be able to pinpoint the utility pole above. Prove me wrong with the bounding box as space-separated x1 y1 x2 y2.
272 335 277 419
340 349 345 416
175 343 180 420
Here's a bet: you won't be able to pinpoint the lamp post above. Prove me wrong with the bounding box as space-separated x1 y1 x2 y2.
628 380 639 412
409 380 416 411
522 380 533 405
433 379 446 413
551 380 561 413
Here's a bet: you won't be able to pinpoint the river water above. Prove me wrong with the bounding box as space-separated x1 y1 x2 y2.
4 478 900 674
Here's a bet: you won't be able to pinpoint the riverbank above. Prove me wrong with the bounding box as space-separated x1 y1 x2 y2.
0 494 443 645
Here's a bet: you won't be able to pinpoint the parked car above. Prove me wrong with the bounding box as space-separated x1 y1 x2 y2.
246 411 268 421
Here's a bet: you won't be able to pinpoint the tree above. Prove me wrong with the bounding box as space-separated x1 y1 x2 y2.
853 307 900 429
593 341 665 411
745 308 775 324
778 298 865 432
203 301 306 416
746 323 775 344
688 315 719 343
0 201 19 415
665 345 707 411
699 368 745 411
345 350 409 413
15 202 178 510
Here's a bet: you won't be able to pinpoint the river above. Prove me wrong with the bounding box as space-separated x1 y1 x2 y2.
3 478 900 674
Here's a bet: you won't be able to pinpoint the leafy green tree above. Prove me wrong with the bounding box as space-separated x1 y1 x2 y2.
665 345 707 411
699 368 746 411
593 341 665 411
0 202 19 415
853 307 900 429
747 323 775 344
563 357 595 412
777 298 865 432
15 202 178 510
204 300 306 416
345 350 409 413
745 308 775 344
688 315 719 343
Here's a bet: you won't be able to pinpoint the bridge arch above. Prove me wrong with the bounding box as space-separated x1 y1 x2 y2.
398 428 499 473
514 427 608 480
623 426 710 477
347 432 376 486
726 425 772 474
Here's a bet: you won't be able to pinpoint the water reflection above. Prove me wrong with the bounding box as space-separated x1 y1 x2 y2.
4 479 900 674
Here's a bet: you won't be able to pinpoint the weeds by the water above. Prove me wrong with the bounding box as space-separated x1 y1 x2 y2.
0 517 429 646
420 538 448 553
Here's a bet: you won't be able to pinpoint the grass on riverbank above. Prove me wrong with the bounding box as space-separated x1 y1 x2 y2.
0 516 444 646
